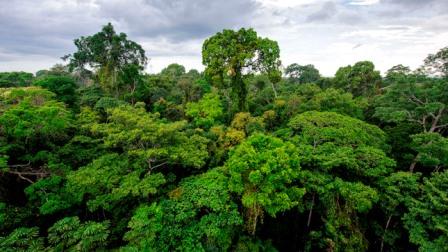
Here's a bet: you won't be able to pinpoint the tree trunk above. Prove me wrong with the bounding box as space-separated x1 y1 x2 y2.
307 193 315 228
380 215 392 252
232 67 248 112
429 108 444 132
409 155 418 173
409 109 443 172
271 82 278 98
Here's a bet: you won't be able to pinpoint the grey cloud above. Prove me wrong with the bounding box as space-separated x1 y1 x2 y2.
0 0 446 75
305 1 364 26
0 52 20 62
382 0 436 6
382 0 448 12
306 2 337 23
0 0 259 62
421 14 448 32
0 0 106 59
98 0 259 40
374 8 404 18
337 11 365 25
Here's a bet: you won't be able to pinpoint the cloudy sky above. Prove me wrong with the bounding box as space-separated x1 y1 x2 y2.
0 0 447 76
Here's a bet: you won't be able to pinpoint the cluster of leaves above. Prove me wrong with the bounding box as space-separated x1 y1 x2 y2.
0 72 34 88
1 23 447 252
124 168 243 251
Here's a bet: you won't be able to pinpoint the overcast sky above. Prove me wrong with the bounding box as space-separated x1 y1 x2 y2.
0 0 447 76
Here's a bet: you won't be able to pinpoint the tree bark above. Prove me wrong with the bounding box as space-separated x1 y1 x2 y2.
409 108 444 172
270 82 278 98
409 155 418 173
380 215 393 252
307 193 315 228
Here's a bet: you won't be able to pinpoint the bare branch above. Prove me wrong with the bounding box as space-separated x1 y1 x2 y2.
8 161 31 168
2 163 50 184
16 173 34 184
406 94 425 106
434 123 448 130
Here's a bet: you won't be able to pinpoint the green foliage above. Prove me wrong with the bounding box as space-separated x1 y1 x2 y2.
203 28 281 111
230 112 265 136
227 134 305 234
410 132 448 171
0 203 33 235
67 154 166 211
0 87 73 185
65 104 209 213
119 63 145 103
284 63 320 84
124 168 243 251
160 63 186 78
334 178 379 213
186 92 223 128
377 172 421 250
384 64 411 85
35 64 70 78
122 64 205 114
94 96 127 112
247 74 277 114
374 76 447 131
277 84 367 121
289 111 388 151
0 72 34 88
301 88 366 118
287 111 394 251
0 87 72 142
404 171 448 251
90 105 209 168
234 236 278 252
379 172 421 217
375 75 448 172
78 85 104 107
24 176 74 215
305 177 379 251
65 23 147 95
333 61 381 97
33 75 78 106
152 98 184 121
0 227 44 252
0 203 4 225
423 46 448 77
47 216 110 251
3 24 448 252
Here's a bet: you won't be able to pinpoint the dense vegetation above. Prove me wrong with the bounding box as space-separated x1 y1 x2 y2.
1 23 447 251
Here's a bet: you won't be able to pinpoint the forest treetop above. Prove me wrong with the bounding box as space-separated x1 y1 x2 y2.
0 23 447 252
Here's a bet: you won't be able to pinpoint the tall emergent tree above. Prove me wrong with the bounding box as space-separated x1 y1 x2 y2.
202 28 281 111
64 23 147 96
